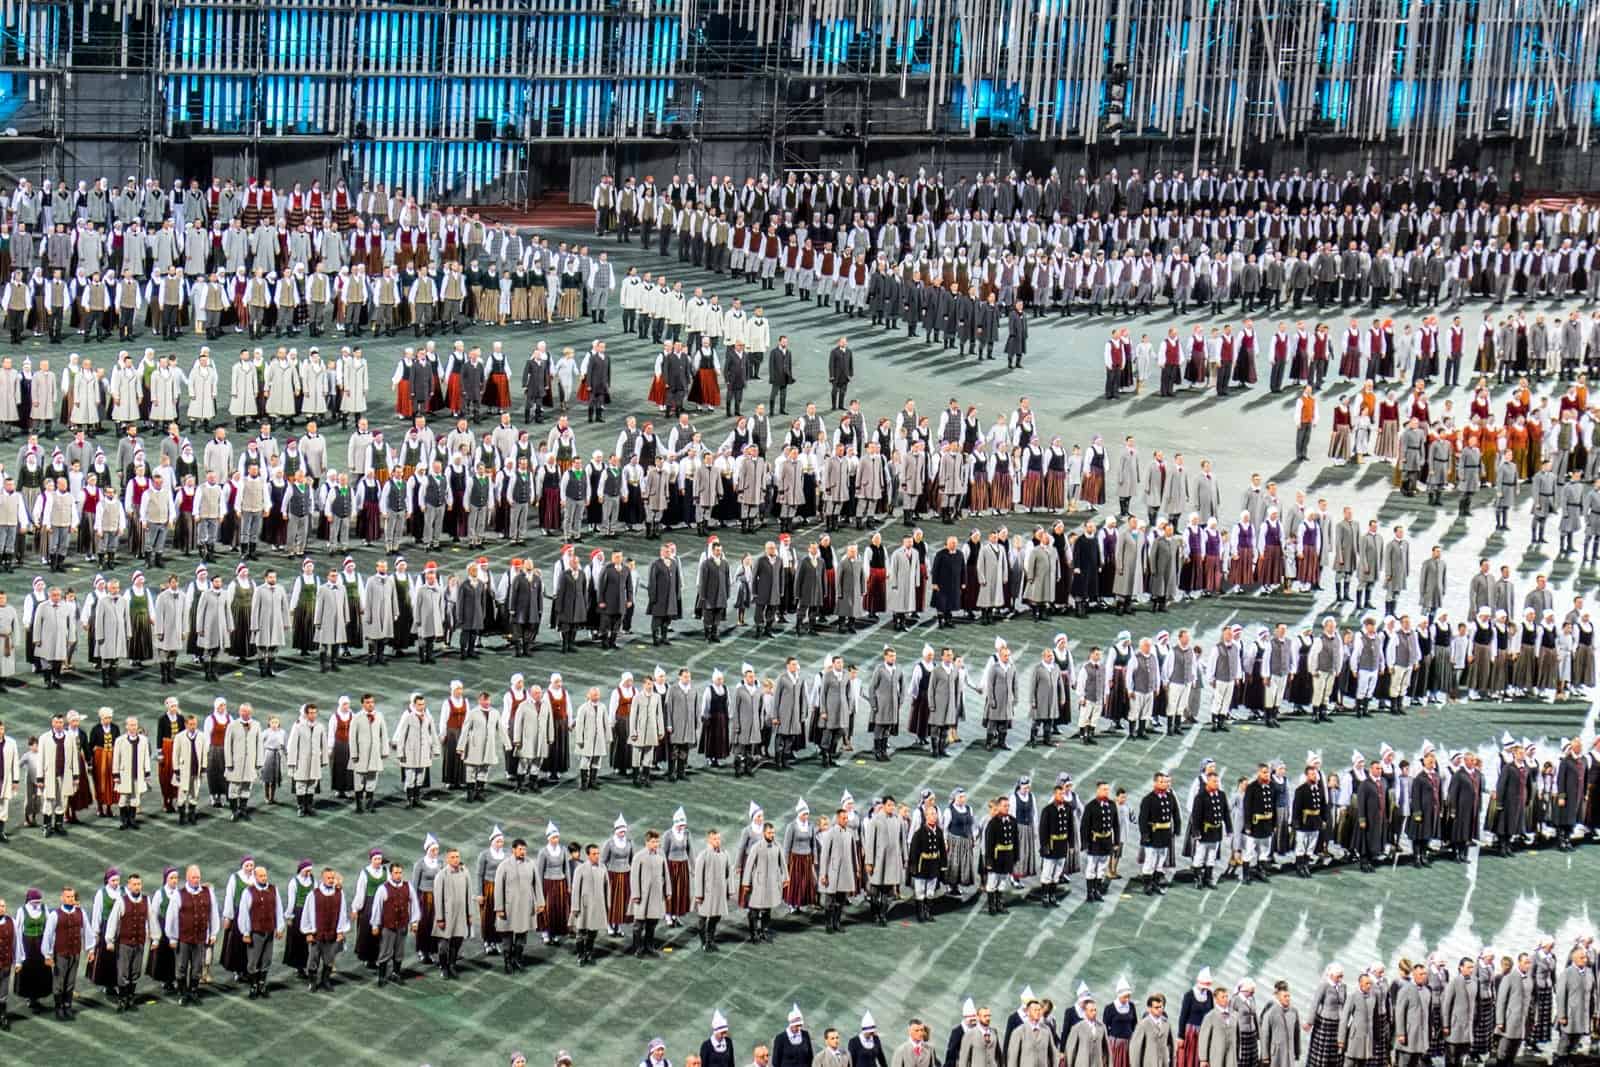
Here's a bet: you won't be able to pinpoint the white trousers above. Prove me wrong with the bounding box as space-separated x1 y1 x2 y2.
1141 847 1172 874
1355 669 1380 699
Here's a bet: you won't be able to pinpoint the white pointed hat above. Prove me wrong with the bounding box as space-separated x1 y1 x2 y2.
711 1009 728 1034
545 821 559 840
861 1010 877 1032
613 812 628 831
962 997 977 1019
1196 966 1214 988
788 1003 804 1024
749 800 763 819
1115 975 1133 997
673 806 687 827
795 797 809 815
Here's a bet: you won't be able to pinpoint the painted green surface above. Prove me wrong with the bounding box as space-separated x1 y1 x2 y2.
1 228 1591 1065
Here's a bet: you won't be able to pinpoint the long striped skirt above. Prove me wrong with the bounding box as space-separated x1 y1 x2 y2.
415 890 437 955
1108 1036 1130 1067
665 859 692 918
1532 985 1554 1041
1306 1016 1341 1067
480 880 502 945
539 878 572 937
783 852 817 909
605 871 631 927
1472 995 1495 1056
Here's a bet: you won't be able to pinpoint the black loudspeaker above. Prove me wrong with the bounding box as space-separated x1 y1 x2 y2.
502 123 520 140
975 117 991 138
474 118 494 141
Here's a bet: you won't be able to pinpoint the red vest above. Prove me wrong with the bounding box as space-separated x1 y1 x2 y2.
0 915 14 966
52 907 84 956
1164 338 1181 366
311 888 342 941
446 699 468 732
118 895 149 946
334 716 351 743
247 885 277 933
209 717 229 746
379 882 412 931
177 887 213 945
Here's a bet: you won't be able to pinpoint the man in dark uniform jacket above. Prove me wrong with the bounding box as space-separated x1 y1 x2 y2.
982 793 1018 915
826 337 852 411
1352 757 1388 871
767 337 794 415
1290 764 1325 878
645 543 682 646
1137 771 1182 894
1005 299 1028 368
1036 781 1077 908
722 343 746 417
1079 780 1122 902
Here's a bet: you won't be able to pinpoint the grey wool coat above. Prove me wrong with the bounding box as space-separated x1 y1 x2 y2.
572 700 610 760
223 719 263 784
492 855 543 933
31 600 75 661
629 850 668 919
153 588 188 653
983 658 1018 724
313 582 348 645
1005 1023 1057 1067
1128 1015 1173 1067
863 810 907 886
691 846 737 917
286 719 327 782
349 710 388 774
1022 544 1057 603
740 837 787 909
1257 1002 1301 1067
249 583 289 649
194 587 232 651
868 662 904 728
817 825 858 895
1495 969 1530 1038
1392 981 1432 1053
1554 963 1594 1034
977 541 1008 609
1113 532 1145 598
1064 1019 1109 1067
888 546 921 613
567 861 609 932
433 864 474 938
1197 1009 1238 1067
94 593 131 660
1440 975 1475 1045
665 684 699 747
629 686 666 748
731 684 764 745
362 574 399 640
1339 990 1376 1059
930 663 962 727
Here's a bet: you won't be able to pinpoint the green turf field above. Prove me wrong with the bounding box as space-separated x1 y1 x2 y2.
1 227 1594 1065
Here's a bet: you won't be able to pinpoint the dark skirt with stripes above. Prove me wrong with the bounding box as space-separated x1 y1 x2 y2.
605 871 630 927
1532 985 1554 1041
1307 1015 1342 1067
665 859 692 918
1472 994 1495 1056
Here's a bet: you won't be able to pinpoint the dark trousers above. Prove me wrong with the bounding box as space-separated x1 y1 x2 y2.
768 384 787 413
830 382 848 410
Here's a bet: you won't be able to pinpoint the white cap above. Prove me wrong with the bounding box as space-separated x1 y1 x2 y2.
795 797 809 815
613 812 628 830
1076 981 1092 1004
490 824 504 844
1115 975 1132 997
961 997 977 1019
423 833 439 853
1020 985 1036 1004
749 800 763 819
672 807 687 827
1196 966 1214 988
711 1009 728 1034
545 821 559 840
788 1003 804 1024
860 1010 877 1032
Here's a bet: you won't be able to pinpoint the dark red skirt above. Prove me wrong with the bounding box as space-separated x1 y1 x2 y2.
865 567 887 612
665 859 692 917
605 871 630 927
692 368 721 407
538 878 571 936
415 890 437 954
1229 548 1256 587
395 379 414 419
480 880 501 945
1082 471 1104 505
445 373 464 413
648 376 667 406
484 372 511 409
783 852 818 908
1255 544 1285 584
